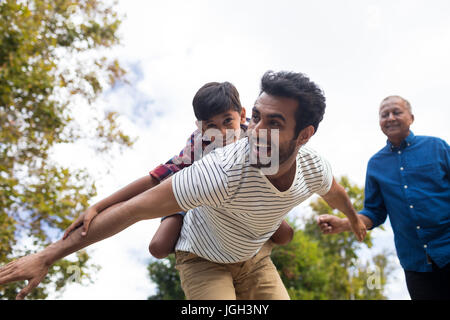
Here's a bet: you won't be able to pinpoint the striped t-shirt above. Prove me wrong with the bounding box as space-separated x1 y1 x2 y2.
172 137 333 263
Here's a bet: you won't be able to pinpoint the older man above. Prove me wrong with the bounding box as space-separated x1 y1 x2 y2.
318 95 450 300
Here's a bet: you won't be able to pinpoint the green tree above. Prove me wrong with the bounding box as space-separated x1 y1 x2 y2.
0 0 133 299
147 176 393 300
147 255 185 300
272 176 392 299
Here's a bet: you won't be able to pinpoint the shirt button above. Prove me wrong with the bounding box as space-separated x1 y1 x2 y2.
424 244 427 249
404 185 408 189
398 151 402 154
417 226 421 229
410 205 414 208
400 167 404 171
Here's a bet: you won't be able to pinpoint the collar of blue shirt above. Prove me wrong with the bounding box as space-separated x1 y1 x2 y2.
387 130 416 151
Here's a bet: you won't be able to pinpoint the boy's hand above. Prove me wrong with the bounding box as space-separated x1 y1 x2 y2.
63 206 99 240
348 216 367 242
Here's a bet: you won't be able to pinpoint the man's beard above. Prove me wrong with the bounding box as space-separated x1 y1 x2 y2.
249 136 297 173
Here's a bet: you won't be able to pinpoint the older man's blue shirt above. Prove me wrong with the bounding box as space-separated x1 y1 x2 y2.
360 132 450 272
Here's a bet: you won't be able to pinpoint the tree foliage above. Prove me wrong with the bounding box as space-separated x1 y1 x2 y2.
0 0 133 299
273 176 392 299
147 254 185 300
147 176 393 300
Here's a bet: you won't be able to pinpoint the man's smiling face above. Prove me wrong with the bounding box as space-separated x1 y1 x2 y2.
379 97 414 145
248 92 300 170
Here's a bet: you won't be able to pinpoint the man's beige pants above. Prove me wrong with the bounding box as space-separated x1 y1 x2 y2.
175 240 290 300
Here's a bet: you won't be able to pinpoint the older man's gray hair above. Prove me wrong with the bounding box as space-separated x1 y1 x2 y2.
381 95 412 114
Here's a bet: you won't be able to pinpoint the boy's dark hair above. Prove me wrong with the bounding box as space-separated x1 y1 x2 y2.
260 70 326 137
192 82 242 121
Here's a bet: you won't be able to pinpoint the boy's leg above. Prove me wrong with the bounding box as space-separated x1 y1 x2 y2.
175 251 236 299
270 220 294 245
234 240 290 300
149 213 184 259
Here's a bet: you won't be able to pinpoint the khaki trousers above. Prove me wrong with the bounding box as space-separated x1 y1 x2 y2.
175 240 290 300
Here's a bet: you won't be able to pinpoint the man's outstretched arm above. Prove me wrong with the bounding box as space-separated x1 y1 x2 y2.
320 177 367 241
0 177 182 299
317 213 374 235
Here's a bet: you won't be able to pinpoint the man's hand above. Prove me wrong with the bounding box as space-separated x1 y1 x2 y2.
63 206 99 239
317 214 350 234
0 178 179 300
0 253 49 300
349 216 367 242
320 178 368 242
317 214 367 242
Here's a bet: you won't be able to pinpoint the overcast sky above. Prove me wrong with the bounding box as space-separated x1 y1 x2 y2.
48 0 450 300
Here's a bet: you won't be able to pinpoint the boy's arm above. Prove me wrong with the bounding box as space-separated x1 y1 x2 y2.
92 175 159 213
320 177 367 241
63 175 159 239
64 130 200 239
94 130 199 212
0 177 182 299
149 130 201 181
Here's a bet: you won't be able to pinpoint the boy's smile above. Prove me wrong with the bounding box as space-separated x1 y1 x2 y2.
197 108 246 147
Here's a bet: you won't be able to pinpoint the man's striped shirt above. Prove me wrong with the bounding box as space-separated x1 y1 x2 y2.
172 137 333 263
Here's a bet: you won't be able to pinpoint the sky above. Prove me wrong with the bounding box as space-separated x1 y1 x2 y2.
46 0 450 300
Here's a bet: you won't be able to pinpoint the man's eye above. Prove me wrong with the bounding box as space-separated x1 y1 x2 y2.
270 121 280 127
252 114 260 121
207 124 217 129
224 118 232 124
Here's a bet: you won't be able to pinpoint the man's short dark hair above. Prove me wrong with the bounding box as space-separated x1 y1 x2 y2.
260 71 326 137
192 82 242 121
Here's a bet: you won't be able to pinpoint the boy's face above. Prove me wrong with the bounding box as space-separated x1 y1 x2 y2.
197 108 246 146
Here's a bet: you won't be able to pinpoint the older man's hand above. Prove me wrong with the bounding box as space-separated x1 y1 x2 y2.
0 253 49 300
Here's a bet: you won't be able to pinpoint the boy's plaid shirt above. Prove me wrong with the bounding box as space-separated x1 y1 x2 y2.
149 122 249 182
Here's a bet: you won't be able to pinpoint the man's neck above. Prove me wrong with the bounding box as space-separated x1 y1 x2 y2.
265 155 297 192
388 131 410 147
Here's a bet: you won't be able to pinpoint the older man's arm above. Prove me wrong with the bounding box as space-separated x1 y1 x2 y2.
0 177 182 299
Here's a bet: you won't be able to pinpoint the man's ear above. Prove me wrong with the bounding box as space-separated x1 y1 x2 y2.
296 125 315 147
240 107 246 124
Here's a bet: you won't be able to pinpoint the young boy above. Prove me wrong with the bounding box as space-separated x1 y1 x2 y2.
63 81 294 258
